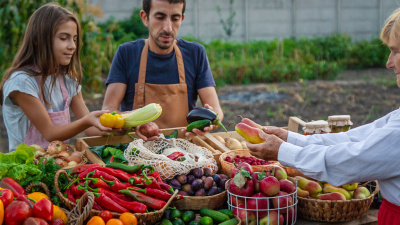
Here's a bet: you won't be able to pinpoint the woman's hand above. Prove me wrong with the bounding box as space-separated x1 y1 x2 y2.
247 129 284 161
183 104 216 137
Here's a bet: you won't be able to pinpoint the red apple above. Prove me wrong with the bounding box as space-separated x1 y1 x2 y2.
266 165 287 180
228 178 255 197
283 207 296 225
279 179 296 194
49 219 65 225
247 192 271 218
251 172 261 192
272 191 293 213
231 167 240 178
260 176 280 196
237 162 254 174
233 204 257 225
259 211 284 225
229 195 245 207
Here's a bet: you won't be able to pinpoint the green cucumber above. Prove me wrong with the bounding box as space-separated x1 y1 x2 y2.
172 219 185 225
186 119 212 132
182 210 196 222
160 219 173 225
200 208 230 223
218 218 239 225
188 221 200 225
218 209 234 219
105 162 144 173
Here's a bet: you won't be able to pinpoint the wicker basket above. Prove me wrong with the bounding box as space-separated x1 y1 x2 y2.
25 182 51 197
297 181 380 222
170 189 227 210
54 169 178 225
220 149 279 178
67 192 94 225
34 144 88 169
277 163 314 180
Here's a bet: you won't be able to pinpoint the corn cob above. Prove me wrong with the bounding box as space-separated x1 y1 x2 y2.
121 103 162 128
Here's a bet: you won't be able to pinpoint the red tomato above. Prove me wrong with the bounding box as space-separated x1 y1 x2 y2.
100 210 113 223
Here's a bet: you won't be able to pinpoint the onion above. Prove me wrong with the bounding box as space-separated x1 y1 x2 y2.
54 158 67 167
35 151 46 158
31 144 45 153
65 155 82 164
57 151 70 158
47 141 67 155
67 161 78 167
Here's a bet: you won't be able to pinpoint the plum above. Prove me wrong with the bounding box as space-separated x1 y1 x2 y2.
204 167 214 177
191 168 204 178
187 175 195 184
195 188 206 196
182 184 194 196
169 178 181 189
207 186 220 196
191 179 204 191
176 174 187 185
203 177 214 190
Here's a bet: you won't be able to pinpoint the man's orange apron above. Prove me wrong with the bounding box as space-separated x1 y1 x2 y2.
132 39 189 129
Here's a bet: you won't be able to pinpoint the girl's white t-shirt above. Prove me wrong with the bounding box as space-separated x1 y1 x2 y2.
2 71 81 151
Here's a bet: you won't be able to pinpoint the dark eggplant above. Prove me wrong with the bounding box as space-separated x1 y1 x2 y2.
186 107 227 132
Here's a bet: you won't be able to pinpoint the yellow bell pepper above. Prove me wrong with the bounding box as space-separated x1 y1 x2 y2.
100 111 125 128
0 199 4 225
53 205 68 224
27 192 49 202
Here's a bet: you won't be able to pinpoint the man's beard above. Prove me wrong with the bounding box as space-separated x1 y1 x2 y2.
151 31 175 50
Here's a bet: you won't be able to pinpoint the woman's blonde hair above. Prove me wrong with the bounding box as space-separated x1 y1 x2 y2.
0 3 82 106
381 8 400 46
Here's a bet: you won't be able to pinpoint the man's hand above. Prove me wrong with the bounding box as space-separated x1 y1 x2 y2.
262 126 289 142
247 129 283 161
135 125 161 141
183 104 217 137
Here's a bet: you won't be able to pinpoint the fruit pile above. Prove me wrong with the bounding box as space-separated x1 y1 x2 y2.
225 155 273 166
166 167 228 197
228 163 296 225
160 208 239 225
295 176 371 200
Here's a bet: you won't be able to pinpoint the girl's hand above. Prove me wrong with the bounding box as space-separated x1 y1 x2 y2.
85 110 113 131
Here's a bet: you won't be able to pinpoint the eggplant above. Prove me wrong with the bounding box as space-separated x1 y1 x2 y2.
186 107 227 132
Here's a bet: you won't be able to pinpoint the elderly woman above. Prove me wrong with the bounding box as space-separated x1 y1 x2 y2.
246 8 400 225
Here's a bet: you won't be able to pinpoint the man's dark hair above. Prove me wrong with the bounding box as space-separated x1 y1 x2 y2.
143 0 186 16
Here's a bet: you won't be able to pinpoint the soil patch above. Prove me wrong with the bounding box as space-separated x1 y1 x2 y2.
1 68 398 152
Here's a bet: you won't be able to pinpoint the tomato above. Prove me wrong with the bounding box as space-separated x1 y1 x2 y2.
106 219 123 225
119 212 137 225
87 216 105 225
100 210 113 223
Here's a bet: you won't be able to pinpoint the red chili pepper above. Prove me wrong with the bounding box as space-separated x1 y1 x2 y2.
93 201 105 211
96 167 132 182
166 152 185 160
130 187 177 201
119 189 167 210
100 176 130 192
84 177 111 190
65 189 76 204
159 183 175 194
0 177 26 198
33 198 53 221
141 171 162 190
78 166 102 179
148 171 163 183
128 175 144 186
93 192 129 213
82 185 132 202
70 164 102 175
90 170 120 182
70 183 86 196
106 192 147 213
110 156 115 163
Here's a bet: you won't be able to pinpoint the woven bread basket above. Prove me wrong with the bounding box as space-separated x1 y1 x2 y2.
297 181 379 222
220 149 279 178
55 169 178 225
170 189 227 210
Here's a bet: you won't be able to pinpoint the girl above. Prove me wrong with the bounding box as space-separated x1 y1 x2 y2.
0 3 111 152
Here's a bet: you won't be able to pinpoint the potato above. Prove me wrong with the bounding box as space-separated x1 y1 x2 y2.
225 138 242 150
139 122 160 138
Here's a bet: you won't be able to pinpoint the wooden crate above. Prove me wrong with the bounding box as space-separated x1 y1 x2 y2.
75 128 222 169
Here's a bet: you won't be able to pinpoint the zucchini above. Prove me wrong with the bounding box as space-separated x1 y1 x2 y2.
106 162 144 174
218 218 239 225
200 208 230 223
186 119 212 132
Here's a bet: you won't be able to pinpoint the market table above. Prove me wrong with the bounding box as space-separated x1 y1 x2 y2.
295 209 378 225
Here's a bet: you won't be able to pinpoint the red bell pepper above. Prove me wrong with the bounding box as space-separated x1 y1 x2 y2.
93 192 129 213
166 152 185 160
100 176 130 192
70 164 101 175
119 189 167 210
0 188 14 207
0 177 25 198
4 201 33 224
33 198 53 221
106 192 147 213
